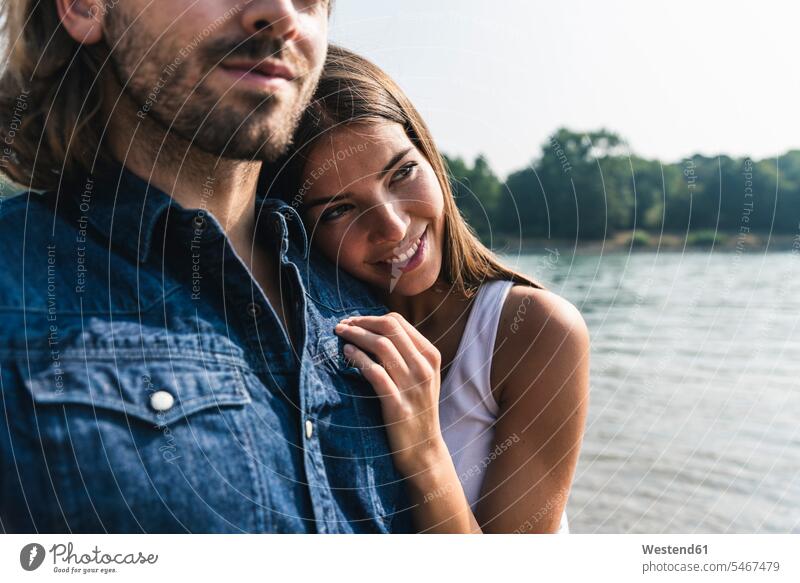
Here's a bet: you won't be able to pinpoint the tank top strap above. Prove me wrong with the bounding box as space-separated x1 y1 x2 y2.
449 280 515 411
461 279 515 350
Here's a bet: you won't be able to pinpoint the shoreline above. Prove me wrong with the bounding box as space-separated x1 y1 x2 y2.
491 231 800 254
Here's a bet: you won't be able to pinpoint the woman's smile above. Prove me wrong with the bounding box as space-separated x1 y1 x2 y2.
370 225 428 274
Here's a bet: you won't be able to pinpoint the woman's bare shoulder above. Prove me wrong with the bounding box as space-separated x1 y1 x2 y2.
501 285 586 338
492 284 590 405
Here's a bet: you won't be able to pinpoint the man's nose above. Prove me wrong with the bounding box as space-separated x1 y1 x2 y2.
367 202 411 245
240 0 301 41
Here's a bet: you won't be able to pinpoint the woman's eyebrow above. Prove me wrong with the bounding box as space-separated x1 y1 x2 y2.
300 147 414 212
301 193 348 212
376 147 413 178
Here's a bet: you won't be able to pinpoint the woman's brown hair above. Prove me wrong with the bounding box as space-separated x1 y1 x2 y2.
268 45 543 298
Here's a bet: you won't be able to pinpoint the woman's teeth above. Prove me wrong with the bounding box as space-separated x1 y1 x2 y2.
382 234 422 265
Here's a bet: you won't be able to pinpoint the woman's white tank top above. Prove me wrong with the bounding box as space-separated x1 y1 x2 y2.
438 279 570 533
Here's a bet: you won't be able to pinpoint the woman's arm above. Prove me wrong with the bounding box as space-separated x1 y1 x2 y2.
475 286 590 533
334 313 483 533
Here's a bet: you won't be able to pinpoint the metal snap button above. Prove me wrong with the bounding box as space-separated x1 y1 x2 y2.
246 303 262 318
150 390 175 412
305 419 314 439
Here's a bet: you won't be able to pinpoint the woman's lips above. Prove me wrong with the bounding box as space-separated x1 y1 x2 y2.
373 227 428 275
398 227 427 273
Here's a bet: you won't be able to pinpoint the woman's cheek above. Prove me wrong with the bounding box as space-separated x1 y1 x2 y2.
344 232 370 271
311 228 341 264
416 170 446 216
324 228 365 273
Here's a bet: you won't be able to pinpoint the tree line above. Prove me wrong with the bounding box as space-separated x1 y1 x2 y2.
446 128 800 243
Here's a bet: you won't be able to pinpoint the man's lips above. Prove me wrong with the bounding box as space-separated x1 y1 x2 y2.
217 59 296 90
221 59 295 79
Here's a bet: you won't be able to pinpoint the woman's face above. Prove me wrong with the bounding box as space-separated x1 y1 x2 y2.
299 121 446 297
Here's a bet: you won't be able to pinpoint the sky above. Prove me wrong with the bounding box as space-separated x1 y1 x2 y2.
330 0 800 177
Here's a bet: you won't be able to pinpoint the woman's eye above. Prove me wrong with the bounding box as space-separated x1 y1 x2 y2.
320 203 354 222
390 162 418 184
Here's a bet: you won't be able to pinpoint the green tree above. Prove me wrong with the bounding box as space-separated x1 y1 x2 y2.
501 128 635 240
440 128 800 244
444 154 502 238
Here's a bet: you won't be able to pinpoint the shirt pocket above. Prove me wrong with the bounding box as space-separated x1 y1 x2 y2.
18 353 263 533
24 357 251 427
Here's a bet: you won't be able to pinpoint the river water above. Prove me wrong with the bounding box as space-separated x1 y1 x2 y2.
500 250 800 533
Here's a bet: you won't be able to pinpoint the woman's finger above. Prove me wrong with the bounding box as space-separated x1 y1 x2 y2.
335 322 410 378
342 313 440 366
342 343 399 401
338 314 420 364
384 313 441 366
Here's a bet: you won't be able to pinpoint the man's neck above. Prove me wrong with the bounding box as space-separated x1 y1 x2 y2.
104 81 263 253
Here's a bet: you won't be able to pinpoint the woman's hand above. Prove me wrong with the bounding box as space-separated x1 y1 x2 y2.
335 311 483 533
334 312 449 477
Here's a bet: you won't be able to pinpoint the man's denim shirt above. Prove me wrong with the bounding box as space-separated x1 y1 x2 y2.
0 164 413 533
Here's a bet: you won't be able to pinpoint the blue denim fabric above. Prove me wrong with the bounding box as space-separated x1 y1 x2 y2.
0 163 413 533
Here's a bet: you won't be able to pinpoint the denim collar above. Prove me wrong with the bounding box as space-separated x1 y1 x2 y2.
78 161 308 264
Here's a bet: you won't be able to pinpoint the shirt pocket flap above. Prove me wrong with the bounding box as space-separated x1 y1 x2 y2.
22 358 252 427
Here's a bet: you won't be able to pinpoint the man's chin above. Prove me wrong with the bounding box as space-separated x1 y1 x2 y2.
178 108 298 162
154 76 311 161
216 92 304 158
187 133 293 163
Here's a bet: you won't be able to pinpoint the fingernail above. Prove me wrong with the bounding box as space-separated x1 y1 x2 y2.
343 344 354 355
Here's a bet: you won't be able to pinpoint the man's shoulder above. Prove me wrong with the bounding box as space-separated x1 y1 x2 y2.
0 190 81 304
2 185 80 231
302 246 387 314
0 189 64 237
0 190 58 260
0 189 38 220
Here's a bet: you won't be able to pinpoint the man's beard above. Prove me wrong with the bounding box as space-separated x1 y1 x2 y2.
105 8 320 162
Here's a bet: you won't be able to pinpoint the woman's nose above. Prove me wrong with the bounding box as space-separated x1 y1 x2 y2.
367 202 410 245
